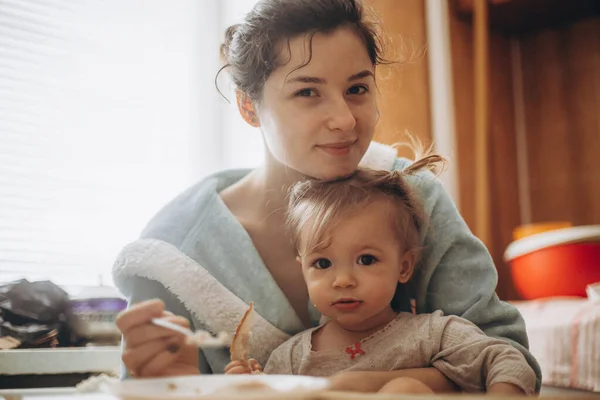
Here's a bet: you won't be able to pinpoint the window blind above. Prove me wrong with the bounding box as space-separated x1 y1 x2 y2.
0 0 262 287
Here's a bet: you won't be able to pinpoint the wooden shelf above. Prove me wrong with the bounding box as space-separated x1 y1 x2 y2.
451 0 600 35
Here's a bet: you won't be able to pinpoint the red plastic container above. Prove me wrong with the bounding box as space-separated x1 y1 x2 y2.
504 225 600 299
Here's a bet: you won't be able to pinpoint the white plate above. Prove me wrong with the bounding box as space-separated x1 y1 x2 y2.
103 374 331 400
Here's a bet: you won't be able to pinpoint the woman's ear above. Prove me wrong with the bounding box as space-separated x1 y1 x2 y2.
236 91 260 127
398 250 417 284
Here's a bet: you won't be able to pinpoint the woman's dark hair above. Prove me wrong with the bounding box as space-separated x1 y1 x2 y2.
217 0 388 101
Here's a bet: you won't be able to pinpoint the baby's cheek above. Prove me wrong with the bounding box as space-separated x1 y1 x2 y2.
307 282 330 310
368 281 397 306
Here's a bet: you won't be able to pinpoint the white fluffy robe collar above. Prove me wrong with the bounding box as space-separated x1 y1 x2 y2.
113 238 292 365
112 142 397 365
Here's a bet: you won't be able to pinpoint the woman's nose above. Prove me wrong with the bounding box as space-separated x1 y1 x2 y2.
326 98 356 132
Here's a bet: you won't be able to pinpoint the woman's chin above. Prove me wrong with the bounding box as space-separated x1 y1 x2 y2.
304 164 359 181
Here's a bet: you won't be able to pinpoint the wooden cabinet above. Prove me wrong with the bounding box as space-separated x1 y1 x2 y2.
451 0 599 34
449 1 600 300
366 0 432 158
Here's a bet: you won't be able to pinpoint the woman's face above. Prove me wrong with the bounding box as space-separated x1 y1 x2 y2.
256 27 379 180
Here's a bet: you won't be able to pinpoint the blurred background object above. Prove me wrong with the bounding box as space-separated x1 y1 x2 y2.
0 280 75 349
505 225 600 299
68 286 125 346
0 280 123 389
445 0 600 301
512 221 573 241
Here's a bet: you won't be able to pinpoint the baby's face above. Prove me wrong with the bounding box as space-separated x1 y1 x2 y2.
298 200 412 332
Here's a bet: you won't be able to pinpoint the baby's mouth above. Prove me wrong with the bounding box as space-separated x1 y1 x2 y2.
331 298 363 310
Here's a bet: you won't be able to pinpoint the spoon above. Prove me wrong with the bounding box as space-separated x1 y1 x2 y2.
151 318 231 348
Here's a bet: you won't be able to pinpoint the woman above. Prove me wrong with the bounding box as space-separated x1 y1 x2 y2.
114 0 540 393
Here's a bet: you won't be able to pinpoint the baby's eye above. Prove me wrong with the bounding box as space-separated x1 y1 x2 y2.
357 254 378 266
312 258 332 269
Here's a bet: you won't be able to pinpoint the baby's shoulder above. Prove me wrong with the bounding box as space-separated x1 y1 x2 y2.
386 311 472 345
396 310 446 329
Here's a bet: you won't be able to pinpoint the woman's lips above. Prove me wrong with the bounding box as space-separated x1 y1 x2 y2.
317 141 356 156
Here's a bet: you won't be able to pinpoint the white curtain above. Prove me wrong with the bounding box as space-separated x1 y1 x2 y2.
0 0 262 286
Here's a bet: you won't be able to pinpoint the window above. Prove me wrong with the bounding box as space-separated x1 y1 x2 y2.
0 0 262 286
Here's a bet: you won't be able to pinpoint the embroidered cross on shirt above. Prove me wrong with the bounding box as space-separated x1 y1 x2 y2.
345 342 366 360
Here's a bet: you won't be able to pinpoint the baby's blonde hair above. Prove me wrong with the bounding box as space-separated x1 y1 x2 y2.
287 153 444 256
286 152 445 312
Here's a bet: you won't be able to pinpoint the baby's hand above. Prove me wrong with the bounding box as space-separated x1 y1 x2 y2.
224 359 263 375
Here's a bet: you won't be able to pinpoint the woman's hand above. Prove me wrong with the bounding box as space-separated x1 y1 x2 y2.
328 371 382 393
378 377 435 395
116 299 200 378
329 368 459 393
224 359 263 375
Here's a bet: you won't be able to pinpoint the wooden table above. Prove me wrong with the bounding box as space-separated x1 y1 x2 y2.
0 388 114 399
1 389 600 400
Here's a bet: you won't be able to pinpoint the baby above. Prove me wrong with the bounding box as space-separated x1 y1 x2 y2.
225 155 536 395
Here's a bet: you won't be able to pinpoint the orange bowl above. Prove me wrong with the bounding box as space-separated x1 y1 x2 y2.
512 221 572 241
504 225 600 299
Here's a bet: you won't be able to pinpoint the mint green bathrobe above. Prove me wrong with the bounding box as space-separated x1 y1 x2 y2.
112 142 541 391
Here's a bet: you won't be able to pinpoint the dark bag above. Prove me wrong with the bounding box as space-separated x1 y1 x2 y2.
0 279 79 348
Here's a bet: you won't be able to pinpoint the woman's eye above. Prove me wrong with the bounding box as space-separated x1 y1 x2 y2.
347 85 368 95
357 254 378 266
295 88 317 97
312 258 332 269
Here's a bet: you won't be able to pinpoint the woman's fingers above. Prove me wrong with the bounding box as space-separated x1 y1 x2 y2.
122 335 177 372
116 299 165 333
122 335 183 376
124 315 190 349
137 336 185 377
115 299 200 378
